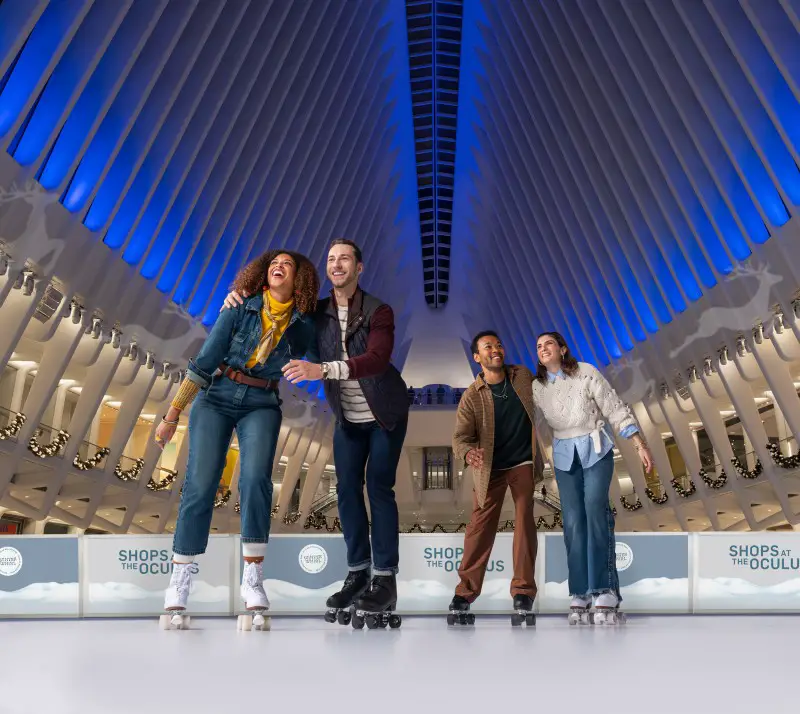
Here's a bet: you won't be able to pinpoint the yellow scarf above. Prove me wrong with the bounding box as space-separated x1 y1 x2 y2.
245 290 294 368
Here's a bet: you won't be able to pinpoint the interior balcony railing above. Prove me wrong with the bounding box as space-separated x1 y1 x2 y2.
0 405 25 441
72 438 110 471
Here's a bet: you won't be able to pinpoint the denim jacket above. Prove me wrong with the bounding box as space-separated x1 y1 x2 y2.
186 293 316 387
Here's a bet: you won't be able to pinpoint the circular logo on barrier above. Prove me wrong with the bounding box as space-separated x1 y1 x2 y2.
299 544 328 574
615 542 633 572
0 546 22 576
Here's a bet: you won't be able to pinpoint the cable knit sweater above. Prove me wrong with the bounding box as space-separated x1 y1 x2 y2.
531 362 638 453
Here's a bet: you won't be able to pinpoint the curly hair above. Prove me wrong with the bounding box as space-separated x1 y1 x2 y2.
534 331 580 384
231 249 320 315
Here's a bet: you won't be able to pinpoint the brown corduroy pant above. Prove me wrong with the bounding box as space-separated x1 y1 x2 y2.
455 463 538 602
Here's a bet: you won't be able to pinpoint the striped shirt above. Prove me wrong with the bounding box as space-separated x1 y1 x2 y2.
324 305 375 423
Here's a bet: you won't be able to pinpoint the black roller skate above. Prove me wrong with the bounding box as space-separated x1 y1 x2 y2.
324 569 371 626
446 594 475 626
510 594 536 628
351 574 401 630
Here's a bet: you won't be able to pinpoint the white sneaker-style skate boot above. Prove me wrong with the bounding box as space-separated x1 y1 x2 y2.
238 560 270 632
593 592 625 626
160 562 193 630
568 596 592 626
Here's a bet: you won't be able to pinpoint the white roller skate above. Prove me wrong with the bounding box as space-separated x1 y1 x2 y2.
237 560 271 632
567 596 592 626
593 592 625 626
160 562 193 630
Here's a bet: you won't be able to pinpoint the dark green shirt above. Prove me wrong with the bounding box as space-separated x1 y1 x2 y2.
488 377 533 472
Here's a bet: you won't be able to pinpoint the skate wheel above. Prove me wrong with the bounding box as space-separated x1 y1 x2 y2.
238 615 252 631
365 614 379 630
324 610 337 624
568 613 579 626
164 613 189 630
525 614 536 627
252 613 270 631
466 613 475 625
388 614 401 629
511 613 523 627
447 613 455 626
337 609 351 626
352 614 365 630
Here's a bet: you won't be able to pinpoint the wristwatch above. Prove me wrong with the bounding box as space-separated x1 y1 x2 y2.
321 363 329 380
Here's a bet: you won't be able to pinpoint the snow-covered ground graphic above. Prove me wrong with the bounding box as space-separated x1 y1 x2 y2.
695 577 800 611
85 581 230 615
0 583 79 615
541 578 690 613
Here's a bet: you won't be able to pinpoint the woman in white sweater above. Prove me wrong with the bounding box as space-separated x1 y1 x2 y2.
532 332 653 625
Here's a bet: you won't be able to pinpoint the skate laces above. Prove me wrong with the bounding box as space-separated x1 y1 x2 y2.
244 561 265 591
171 563 193 596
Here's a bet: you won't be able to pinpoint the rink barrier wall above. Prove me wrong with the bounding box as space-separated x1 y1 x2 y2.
0 532 798 617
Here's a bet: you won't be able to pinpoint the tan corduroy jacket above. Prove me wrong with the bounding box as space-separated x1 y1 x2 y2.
453 364 543 509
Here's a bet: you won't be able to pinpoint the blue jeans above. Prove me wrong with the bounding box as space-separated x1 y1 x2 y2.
173 376 282 556
333 418 408 574
554 449 620 600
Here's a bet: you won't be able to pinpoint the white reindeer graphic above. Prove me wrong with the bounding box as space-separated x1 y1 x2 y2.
668 261 782 359
0 180 65 273
604 356 657 405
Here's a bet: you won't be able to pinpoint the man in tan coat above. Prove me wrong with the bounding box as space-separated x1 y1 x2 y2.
449 330 542 624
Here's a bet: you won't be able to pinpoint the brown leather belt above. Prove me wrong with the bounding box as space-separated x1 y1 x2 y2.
219 364 279 392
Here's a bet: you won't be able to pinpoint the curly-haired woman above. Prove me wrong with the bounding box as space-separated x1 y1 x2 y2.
154 250 320 619
532 332 653 625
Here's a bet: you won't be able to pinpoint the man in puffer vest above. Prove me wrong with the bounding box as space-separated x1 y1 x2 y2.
224 239 409 625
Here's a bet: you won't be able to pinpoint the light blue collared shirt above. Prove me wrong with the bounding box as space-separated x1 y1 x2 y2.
546 369 638 472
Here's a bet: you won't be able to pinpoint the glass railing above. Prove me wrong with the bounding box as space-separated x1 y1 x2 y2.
0 406 25 441
28 422 70 458
73 438 110 471
115 454 145 482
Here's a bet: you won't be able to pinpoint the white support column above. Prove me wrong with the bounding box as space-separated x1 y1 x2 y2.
616 438 659 530
773 402 792 456
10 365 33 414
743 429 755 470
751 338 800 438
64 343 124 461
51 382 70 432
691 375 758 529
0 288 44 372
102 366 154 469
120 383 175 533
659 390 722 530
633 403 689 531
277 431 313 520
19 318 86 441
298 439 333 517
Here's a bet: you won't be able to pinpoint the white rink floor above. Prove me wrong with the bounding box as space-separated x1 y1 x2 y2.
2 614 798 713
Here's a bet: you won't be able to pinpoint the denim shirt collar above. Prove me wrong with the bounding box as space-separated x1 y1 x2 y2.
547 369 565 383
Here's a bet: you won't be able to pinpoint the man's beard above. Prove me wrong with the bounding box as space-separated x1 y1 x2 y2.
484 360 504 372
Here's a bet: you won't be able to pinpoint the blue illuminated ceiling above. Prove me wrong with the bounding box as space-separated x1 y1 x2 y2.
405 0 464 307
457 0 800 368
1 0 799 370
0 0 407 328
